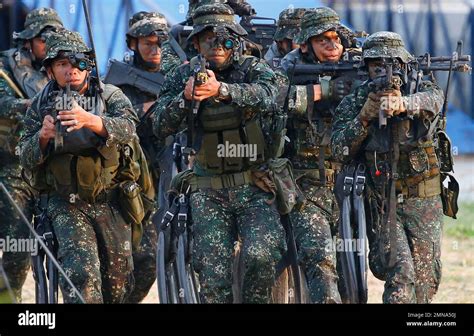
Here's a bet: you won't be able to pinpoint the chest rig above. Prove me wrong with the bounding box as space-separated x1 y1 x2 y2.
193 56 267 175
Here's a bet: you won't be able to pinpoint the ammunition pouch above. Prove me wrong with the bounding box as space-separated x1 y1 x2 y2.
44 145 121 203
267 158 305 215
436 128 454 173
396 174 441 199
118 180 144 249
76 154 104 202
396 146 441 198
440 172 459 219
196 117 266 174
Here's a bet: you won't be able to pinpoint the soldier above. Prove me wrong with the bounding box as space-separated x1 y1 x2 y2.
275 7 362 303
104 11 169 303
264 8 306 69
152 3 286 303
161 0 260 76
19 29 141 303
160 0 202 75
0 7 64 302
331 31 445 303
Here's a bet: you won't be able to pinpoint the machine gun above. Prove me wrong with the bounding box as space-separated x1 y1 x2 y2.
412 41 471 74
289 59 364 85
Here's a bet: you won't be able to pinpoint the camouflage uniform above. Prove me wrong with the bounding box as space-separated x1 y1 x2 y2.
19 30 139 303
0 7 63 302
275 8 362 303
105 11 169 303
152 4 286 303
264 8 306 69
331 32 444 303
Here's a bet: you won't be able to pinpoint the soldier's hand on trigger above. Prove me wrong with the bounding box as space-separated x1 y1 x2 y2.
379 88 406 117
57 100 93 133
359 92 382 127
184 70 220 102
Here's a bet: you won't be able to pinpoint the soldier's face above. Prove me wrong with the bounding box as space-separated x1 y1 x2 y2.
308 31 343 62
135 36 162 68
194 30 233 67
29 36 47 60
367 59 386 79
48 58 88 92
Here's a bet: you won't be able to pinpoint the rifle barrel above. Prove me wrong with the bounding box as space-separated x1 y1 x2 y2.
417 55 471 62
293 63 359 75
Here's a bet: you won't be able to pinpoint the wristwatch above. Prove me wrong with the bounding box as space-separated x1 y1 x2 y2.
217 82 230 101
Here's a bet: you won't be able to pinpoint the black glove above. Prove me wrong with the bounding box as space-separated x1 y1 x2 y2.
321 76 354 101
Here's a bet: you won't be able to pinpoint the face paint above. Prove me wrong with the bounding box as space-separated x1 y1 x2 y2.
197 28 236 70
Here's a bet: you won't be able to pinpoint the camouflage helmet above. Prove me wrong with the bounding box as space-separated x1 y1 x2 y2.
14 7 63 41
293 7 351 44
187 0 228 21
362 31 413 64
188 3 247 40
126 11 169 48
274 8 307 42
43 29 92 66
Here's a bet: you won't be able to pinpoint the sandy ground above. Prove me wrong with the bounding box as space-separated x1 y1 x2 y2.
17 234 473 303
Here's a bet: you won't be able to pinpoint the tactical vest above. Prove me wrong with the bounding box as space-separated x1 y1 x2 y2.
192 56 270 175
285 49 362 184
29 83 127 202
288 80 341 185
359 85 441 198
0 48 49 157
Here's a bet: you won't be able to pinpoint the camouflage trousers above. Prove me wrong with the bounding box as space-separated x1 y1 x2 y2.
47 194 133 303
125 219 157 303
290 176 341 303
367 194 443 303
0 163 35 302
190 183 286 303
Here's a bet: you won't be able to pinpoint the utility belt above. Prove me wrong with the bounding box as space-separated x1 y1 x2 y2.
395 172 441 199
189 170 253 191
175 158 303 216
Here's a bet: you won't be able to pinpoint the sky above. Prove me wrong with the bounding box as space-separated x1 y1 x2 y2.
22 0 323 71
